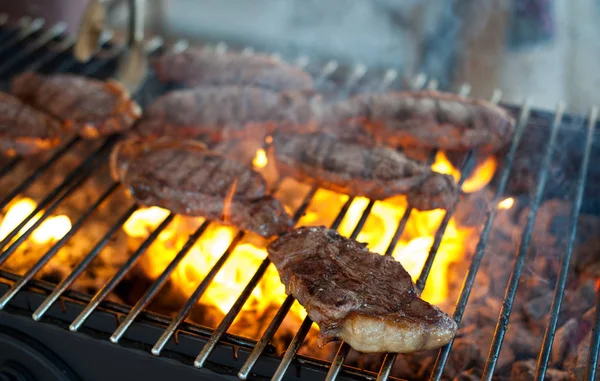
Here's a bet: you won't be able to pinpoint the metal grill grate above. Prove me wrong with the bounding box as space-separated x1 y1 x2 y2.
0 16 599 381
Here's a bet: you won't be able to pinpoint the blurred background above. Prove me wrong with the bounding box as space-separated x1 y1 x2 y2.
1 0 599 112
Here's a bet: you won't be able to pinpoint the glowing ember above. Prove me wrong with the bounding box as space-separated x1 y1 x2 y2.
253 148 268 168
498 197 515 210
0 198 71 245
432 152 497 193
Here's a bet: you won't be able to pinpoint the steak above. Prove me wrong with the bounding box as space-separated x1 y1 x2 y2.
0 92 66 156
134 86 320 143
152 47 314 92
268 226 458 353
271 131 459 211
111 137 293 237
323 90 515 153
12 72 141 139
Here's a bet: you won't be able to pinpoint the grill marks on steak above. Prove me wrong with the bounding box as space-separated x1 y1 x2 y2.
152 47 314 92
324 90 515 153
134 86 320 143
0 92 66 156
268 226 458 353
12 72 141 139
271 131 459 210
111 138 293 237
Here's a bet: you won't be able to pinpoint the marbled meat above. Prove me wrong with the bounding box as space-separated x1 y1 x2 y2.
271 131 459 211
110 137 293 237
152 47 314 92
12 72 141 139
324 90 515 153
0 92 66 156
134 86 320 143
268 226 458 353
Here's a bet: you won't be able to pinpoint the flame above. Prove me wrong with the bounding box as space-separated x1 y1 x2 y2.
253 148 268 169
0 198 71 245
124 147 499 339
31 216 72 245
431 152 497 193
498 197 515 210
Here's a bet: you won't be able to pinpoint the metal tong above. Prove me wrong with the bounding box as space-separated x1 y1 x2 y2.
74 0 147 92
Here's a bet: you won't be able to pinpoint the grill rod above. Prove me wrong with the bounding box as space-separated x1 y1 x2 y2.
0 22 66 74
534 107 597 379
0 137 116 261
481 102 566 379
0 182 120 308
324 75 443 381
428 99 533 380
32 204 138 321
0 17 44 54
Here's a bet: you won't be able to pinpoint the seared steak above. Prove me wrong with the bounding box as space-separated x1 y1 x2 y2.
271 131 459 211
268 226 458 353
111 138 292 237
12 72 141 139
324 90 515 153
134 86 320 143
0 92 66 156
152 47 313 92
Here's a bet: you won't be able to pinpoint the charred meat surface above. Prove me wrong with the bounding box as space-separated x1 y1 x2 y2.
324 90 515 152
134 86 319 143
268 226 458 353
271 131 459 210
152 47 314 92
111 138 293 237
12 72 141 139
0 92 65 156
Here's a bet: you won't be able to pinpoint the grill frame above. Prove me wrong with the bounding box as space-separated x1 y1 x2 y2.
0 16 598 381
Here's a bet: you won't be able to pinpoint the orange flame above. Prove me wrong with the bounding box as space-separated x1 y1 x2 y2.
431 152 497 193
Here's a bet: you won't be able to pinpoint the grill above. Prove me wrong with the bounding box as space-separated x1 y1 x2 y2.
0 16 599 381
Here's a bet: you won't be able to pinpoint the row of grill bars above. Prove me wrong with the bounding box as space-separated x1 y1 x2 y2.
0 17 409 380
1 17 600 381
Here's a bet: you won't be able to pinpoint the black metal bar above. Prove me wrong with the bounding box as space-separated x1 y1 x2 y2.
0 138 115 256
482 103 566 380
69 212 175 331
0 137 80 212
0 18 44 54
192 186 319 368
534 107 598 379
32 205 139 321
109 220 211 343
585 288 600 381
0 22 66 75
429 100 533 380
0 182 120 309
25 36 75 73
0 158 21 181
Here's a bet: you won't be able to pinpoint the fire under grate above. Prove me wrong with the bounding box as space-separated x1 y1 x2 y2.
0 16 600 381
